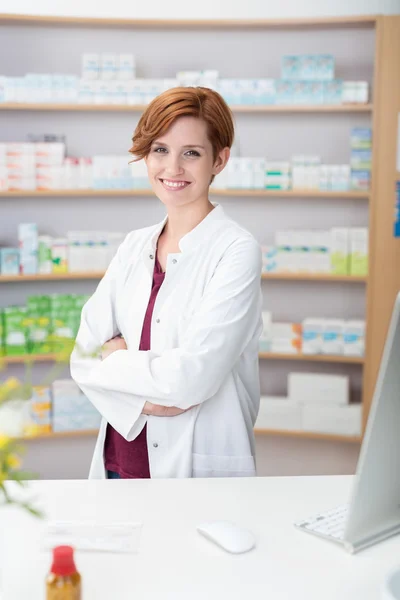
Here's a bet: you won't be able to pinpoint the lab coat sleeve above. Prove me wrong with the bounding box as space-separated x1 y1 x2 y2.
81 236 262 410
70 235 147 441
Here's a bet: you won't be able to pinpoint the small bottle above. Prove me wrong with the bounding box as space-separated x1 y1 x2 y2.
46 545 81 600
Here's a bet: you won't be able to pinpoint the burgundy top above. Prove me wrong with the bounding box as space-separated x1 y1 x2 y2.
104 254 165 478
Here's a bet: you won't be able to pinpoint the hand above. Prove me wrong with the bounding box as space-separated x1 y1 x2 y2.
142 401 195 417
101 336 127 360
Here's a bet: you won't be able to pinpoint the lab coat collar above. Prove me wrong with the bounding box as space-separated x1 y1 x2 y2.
147 203 226 255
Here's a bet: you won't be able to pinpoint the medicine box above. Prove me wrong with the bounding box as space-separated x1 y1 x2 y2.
349 228 368 276
18 223 38 275
52 379 101 432
256 396 303 431
26 295 52 354
281 56 301 80
24 385 52 436
288 372 349 406
301 318 325 355
322 319 345 355
0 248 19 275
302 404 361 436
82 54 100 80
351 128 372 149
3 306 28 356
343 320 365 357
330 228 349 275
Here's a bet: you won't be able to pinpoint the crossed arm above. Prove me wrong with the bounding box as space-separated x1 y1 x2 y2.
101 335 191 417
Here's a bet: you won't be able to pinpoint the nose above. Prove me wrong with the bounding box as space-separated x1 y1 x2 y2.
164 153 184 177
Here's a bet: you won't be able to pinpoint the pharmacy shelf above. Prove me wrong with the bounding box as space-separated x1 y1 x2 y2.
0 189 370 199
0 272 105 282
261 273 368 283
0 103 373 113
0 14 378 28
254 428 362 443
2 352 365 365
259 352 365 364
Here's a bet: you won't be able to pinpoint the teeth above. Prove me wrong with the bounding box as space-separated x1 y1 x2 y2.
163 180 187 188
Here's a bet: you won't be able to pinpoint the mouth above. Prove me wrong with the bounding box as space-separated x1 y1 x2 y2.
159 178 191 191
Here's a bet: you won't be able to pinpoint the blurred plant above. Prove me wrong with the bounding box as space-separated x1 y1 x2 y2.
0 340 100 517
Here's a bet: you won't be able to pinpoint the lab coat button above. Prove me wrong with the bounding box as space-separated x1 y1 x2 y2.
153 442 159 448
149 254 154 259
156 318 160 323
172 258 177 264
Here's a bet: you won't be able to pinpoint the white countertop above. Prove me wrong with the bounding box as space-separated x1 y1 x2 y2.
1 476 399 599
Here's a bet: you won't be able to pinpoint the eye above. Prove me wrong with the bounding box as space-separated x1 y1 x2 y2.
153 147 167 153
185 150 200 157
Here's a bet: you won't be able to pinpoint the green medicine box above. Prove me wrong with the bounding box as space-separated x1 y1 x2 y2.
3 306 29 356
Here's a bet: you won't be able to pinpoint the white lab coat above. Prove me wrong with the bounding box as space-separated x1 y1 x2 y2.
70 204 263 479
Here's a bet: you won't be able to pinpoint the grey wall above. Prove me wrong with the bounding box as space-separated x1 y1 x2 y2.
0 21 372 479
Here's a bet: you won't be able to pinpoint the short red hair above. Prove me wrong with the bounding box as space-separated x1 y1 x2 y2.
129 86 234 161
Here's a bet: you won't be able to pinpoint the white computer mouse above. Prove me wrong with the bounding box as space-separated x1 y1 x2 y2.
197 520 256 554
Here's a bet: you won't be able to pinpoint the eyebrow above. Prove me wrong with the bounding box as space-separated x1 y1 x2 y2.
152 141 206 150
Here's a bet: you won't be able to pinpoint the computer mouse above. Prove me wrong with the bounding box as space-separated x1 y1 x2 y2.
197 520 256 554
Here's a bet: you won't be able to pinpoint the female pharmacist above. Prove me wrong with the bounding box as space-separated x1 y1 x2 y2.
70 86 263 479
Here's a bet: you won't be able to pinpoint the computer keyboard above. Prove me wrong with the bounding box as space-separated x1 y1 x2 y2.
294 504 348 542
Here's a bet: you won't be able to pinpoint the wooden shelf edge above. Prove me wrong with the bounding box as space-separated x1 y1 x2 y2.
0 272 367 283
0 272 105 282
259 352 365 364
13 429 99 441
2 352 365 365
0 14 378 28
254 428 362 443
0 103 373 113
12 428 362 443
1 354 67 364
261 273 367 282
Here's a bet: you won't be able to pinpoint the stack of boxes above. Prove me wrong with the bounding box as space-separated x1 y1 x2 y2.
280 54 368 105
0 378 101 437
0 55 369 107
51 294 87 354
0 294 90 357
330 227 368 276
24 386 52 436
264 162 291 190
52 379 101 433
82 52 136 81
260 311 366 358
259 312 302 354
261 227 368 276
0 141 155 191
0 142 66 191
0 223 125 276
256 372 361 436
212 130 372 193
302 318 365 357
350 128 372 192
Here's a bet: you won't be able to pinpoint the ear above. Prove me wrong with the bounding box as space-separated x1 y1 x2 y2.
212 147 230 176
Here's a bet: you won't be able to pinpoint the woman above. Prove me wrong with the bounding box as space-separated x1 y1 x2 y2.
70 86 263 479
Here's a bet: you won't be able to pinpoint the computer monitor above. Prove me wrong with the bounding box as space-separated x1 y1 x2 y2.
295 292 400 553
343 291 400 552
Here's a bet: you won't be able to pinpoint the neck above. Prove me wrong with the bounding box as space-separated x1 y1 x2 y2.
163 198 215 242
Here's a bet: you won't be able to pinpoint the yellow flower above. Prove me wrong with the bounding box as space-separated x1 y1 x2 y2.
6 454 21 470
0 434 10 450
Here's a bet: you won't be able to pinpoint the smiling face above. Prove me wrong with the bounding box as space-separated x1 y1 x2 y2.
145 116 229 209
